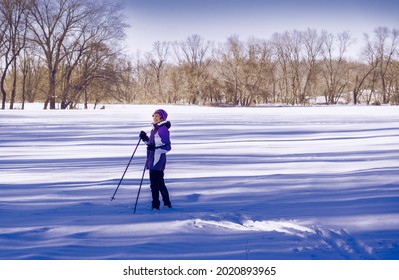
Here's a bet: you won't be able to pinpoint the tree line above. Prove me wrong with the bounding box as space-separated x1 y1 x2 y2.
1 0 398 109
129 28 399 107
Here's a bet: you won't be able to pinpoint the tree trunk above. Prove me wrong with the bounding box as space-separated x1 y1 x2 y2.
9 60 18 109
49 70 57 109
1 65 8 110
1 85 5 110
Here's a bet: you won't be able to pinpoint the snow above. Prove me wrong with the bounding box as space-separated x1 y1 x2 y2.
1 104 399 260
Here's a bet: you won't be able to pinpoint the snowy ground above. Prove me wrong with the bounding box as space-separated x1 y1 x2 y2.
1 104 399 260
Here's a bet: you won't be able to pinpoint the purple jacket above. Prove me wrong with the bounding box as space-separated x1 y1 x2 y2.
145 120 171 171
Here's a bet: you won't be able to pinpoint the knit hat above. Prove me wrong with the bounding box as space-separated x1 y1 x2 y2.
153 109 168 120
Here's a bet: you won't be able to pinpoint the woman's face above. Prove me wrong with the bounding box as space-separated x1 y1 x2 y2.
152 113 162 123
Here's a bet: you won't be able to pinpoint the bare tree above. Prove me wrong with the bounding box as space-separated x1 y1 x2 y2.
243 37 275 105
0 5 7 75
321 31 352 104
19 45 45 108
28 0 127 109
362 27 399 104
217 36 275 106
0 0 30 109
128 51 154 103
174 34 212 104
271 29 328 105
146 41 170 101
376 27 399 103
0 4 7 108
301 28 325 104
61 42 116 109
217 35 246 105
272 30 303 104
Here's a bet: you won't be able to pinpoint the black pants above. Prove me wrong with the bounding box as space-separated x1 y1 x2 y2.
149 170 171 209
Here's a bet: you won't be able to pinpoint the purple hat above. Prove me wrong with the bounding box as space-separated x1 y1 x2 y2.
154 109 168 120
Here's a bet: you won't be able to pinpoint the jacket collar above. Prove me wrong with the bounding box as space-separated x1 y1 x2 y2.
157 120 169 126
153 120 171 130
153 120 168 127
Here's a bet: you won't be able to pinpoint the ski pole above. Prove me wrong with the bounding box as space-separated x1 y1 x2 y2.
111 138 141 201
133 162 147 214
133 154 153 214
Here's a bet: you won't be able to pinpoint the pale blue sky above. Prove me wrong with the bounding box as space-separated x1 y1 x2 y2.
124 0 399 56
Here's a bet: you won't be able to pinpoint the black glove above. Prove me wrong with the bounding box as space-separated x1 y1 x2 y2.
147 144 155 151
139 131 149 142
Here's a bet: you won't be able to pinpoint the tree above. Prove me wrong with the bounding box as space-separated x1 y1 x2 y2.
217 36 274 106
301 28 325 104
246 38 275 104
272 30 304 104
0 7 6 108
363 27 399 104
321 31 352 104
28 0 127 109
19 45 45 108
0 0 30 110
174 34 212 104
145 41 170 102
217 35 245 105
272 29 327 105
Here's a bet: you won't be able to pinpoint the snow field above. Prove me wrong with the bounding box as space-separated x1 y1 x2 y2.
0 104 398 260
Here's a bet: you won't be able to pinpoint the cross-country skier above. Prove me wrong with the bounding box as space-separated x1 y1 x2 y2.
139 109 172 210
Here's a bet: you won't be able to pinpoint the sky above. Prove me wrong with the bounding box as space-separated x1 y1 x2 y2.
124 0 399 56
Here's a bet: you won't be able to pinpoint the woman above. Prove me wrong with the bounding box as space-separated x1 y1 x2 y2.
139 109 172 210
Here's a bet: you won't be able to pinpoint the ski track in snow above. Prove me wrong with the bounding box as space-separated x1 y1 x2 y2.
1 104 399 260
